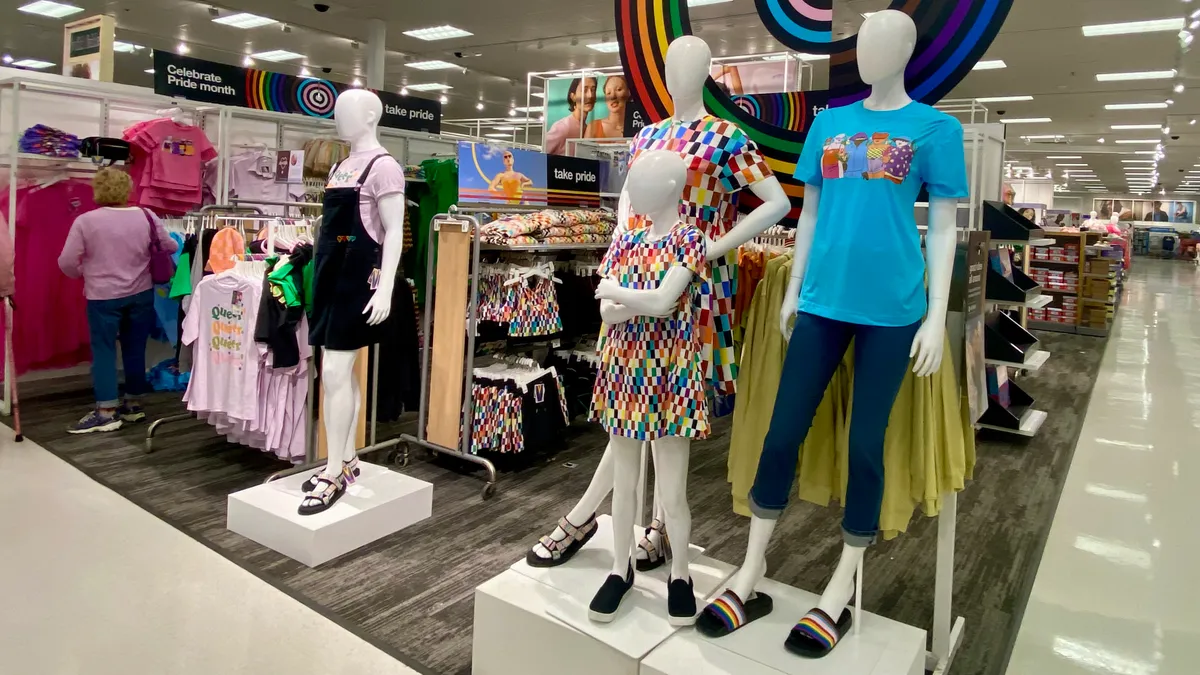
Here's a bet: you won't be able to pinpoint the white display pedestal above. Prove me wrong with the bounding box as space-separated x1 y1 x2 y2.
472 515 737 675
226 462 432 567
640 577 927 675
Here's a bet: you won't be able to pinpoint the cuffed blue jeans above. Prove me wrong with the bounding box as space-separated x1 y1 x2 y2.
749 311 920 547
87 289 154 408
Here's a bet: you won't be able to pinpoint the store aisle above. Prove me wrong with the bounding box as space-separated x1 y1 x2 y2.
1006 259 1200 675
0 427 423 675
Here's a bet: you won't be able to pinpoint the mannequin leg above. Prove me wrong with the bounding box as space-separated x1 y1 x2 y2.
321 349 359 479
636 453 668 566
338 353 363 466
651 437 691 582
530 442 616 560
726 313 853 601
812 318 919 619
608 436 642 577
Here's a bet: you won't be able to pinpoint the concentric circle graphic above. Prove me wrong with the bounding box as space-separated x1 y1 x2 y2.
297 79 337 118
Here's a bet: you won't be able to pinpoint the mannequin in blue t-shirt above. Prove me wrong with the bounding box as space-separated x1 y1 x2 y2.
697 10 969 657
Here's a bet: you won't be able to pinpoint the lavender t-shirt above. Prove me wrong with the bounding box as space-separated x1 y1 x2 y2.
182 274 263 422
325 150 406 243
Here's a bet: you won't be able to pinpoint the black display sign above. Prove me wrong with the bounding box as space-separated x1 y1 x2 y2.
547 154 601 207
152 51 441 134
69 27 101 58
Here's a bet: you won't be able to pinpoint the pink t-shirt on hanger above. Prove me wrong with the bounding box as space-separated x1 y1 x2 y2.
134 120 217 192
325 149 406 243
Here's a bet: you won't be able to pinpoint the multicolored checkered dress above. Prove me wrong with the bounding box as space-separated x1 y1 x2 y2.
590 222 709 440
629 116 773 402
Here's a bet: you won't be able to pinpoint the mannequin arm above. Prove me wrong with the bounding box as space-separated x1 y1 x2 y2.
617 187 631 234
706 176 790 261
600 300 637 324
596 266 694 317
780 183 820 338
910 197 957 376
362 192 405 326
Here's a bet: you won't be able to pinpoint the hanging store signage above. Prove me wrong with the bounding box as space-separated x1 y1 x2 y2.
63 15 114 82
546 155 601 207
949 231 990 425
152 52 441 134
457 141 602 207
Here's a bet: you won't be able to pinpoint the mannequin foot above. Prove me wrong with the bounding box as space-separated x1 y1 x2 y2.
635 518 669 572
815 574 856 621
588 560 634 623
666 576 697 626
301 455 360 492
786 606 853 658
526 514 599 568
727 552 767 602
298 472 346 516
697 588 774 638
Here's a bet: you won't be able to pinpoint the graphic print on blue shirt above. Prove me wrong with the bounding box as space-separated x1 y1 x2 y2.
793 101 969 327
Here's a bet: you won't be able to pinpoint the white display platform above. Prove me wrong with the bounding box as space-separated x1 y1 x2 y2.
227 462 432 567
641 577 926 675
473 515 737 675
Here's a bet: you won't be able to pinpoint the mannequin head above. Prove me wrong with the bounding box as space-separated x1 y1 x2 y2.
1089 210 1098 221
627 150 687 226
857 10 917 85
665 36 711 118
334 89 383 149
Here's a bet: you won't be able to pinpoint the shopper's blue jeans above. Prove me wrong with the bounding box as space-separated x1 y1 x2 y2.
86 289 154 408
749 311 921 547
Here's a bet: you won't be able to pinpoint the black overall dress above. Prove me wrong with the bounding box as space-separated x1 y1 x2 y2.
308 153 391 350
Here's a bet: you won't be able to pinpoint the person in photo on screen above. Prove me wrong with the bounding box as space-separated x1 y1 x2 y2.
488 150 534 204
710 65 745 95
1115 200 1134 221
545 76 597 156
1151 200 1170 222
586 75 631 140
1174 202 1192 223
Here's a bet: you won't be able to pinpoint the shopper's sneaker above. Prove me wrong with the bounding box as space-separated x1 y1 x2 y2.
68 410 123 434
118 401 146 423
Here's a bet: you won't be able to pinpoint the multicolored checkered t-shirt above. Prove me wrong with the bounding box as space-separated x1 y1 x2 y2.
629 116 773 401
590 222 709 441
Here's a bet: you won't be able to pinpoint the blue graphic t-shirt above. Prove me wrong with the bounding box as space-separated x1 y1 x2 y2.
793 101 968 326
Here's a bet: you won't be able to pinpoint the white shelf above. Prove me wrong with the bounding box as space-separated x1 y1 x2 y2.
977 409 1048 437
990 294 1053 310
990 237 1055 247
985 349 1050 371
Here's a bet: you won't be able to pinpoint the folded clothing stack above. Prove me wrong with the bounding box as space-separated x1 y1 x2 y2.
480 208 615 247
20 125 81 158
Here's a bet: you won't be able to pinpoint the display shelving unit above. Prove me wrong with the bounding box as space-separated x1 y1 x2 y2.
1026 230 1122 337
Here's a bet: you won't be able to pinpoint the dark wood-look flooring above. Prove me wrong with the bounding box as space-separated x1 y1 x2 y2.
19 331 1104 675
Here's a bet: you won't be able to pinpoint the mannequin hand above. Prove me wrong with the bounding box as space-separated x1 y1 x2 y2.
595 278 628 304
600 301 636 324
363 286 393 326
909 320 945 377
779 275 802 339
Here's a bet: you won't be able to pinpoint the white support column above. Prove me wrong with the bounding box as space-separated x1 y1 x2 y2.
366 18 386 90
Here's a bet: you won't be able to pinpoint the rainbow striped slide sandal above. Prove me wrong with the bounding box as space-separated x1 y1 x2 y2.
785 607 853 658
696 589 774 638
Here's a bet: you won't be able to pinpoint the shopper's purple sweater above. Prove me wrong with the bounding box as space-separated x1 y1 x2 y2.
58 207 179 301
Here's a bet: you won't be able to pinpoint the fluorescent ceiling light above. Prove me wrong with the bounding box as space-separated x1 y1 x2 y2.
113 41 144 53
485 133 511 138
492 126 518 131
587 42 621 53
1021 135 1065 140
761 54 792 62
531 92 545 99
212 12 278 29
976 95 1034 103
1111 124 1165 130
406 82 452 91
1083 18 1186 37
1000 117 1052 124
1114 139 1160 144
687 0 733 5
1056 163 1088 166
1134 151 1159 155
514 105 543 113
250 50 305 62
1047 155 1082 159
1096 69 1176 82
1106 102 1169 110
17 1 82 18
406 60 458 70
1122 160 1157 163
796 54 830 61
12 59 54 69
973 60 1006 70
404 25 473 41
1076 179 1101 182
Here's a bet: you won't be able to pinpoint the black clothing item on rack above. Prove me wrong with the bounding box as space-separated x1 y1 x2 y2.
366 277 421 422
558 272 602 338
254 243 313 368
309 154 389 350
519 371 569 453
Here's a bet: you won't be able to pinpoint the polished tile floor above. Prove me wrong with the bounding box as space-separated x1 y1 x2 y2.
0 425 421 675
1006 259 1200 675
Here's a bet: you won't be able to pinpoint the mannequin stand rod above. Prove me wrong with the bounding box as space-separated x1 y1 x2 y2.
926 490 965 673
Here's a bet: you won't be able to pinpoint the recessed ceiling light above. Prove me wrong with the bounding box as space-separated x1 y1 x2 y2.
439 94 449 104
587 42 621 53
17 1 83 19
212 12 278 29
687 0 733 5
112 41 144 53
476 101 485 111
1176 83 1187 93
144 68 155 74
403 25 473 41
250 50 305 62
1096 70 1176 82
1047 156 1082 159
400 87 408 96
406 60 458 70
972 60 1006 70
514 105 543 113
1000 117 1052 124
1098 138 1106 143
406 82 452 91
1105 102 1169 110
12 58 54 69
176 42 190 54
1111 124 1165 130
1167 99 1176 105
1114 139 1160 144
485 133 511 138
299 67 311 77
242 55 254 66
1083 18 1186 37
975 95 1034 103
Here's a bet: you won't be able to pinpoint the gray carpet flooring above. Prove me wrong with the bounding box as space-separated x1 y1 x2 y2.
19 330 1104 675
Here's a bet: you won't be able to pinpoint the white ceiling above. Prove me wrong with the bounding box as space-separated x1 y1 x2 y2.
3 0 1200 194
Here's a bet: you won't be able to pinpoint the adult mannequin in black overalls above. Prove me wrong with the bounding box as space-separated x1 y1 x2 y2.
300 90 407 516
